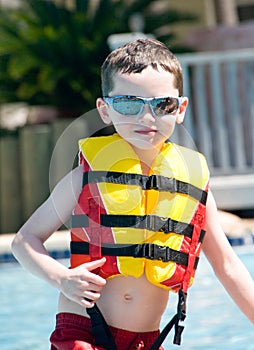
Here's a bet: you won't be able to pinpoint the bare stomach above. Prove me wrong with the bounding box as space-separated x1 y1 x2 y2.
58 274 169 332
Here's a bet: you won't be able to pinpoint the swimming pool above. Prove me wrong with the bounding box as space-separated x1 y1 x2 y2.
162 246 254 350
1 247 254 350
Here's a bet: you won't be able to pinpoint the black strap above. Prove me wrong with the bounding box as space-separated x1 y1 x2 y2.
86 304 117 350
71 241 200 268
148 314 178 350
71 213 205 240
148 290 187 349
100 214 195 237
83 171 207 204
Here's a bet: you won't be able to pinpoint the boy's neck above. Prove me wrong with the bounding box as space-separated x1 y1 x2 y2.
133 146 160 175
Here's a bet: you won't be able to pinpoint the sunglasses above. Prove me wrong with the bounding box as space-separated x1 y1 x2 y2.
103 95 184 117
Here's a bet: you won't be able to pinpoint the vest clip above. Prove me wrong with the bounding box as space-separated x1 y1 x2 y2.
142 243 169 262
147 174 177 193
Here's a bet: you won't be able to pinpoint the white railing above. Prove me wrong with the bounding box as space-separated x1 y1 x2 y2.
177 48 254 176
176 48 254 210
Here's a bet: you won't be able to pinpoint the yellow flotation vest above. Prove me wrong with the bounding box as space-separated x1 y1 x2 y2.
71 134 209 294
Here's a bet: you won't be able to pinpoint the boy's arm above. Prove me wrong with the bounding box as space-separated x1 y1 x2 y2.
202 190 254 324
11 165 106 308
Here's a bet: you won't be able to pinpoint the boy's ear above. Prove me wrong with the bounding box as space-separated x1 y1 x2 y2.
96 98 112 124
176 97 188 124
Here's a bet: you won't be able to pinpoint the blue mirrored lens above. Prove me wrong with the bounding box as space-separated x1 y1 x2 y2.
113 97 143 115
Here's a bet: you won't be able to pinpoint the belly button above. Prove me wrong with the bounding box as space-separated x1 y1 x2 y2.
123 293 133 302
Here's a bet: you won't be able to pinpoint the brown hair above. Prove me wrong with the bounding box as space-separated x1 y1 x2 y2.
101 38 183 96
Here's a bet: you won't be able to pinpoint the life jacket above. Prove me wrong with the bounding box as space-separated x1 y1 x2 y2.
70 133 209 294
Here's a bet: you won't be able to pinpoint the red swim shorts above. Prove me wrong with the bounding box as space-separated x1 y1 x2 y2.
50 312 164 350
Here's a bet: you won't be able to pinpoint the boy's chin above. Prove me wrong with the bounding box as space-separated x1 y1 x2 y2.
126 137 162 151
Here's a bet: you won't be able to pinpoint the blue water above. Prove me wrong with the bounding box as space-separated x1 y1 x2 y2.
162 247 254 350
1 247 254 350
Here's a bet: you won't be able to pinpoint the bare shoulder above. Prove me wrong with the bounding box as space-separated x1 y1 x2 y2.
51 165 83 203
50 164 83 226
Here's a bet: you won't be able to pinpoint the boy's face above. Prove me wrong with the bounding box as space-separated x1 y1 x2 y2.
97 66 188 152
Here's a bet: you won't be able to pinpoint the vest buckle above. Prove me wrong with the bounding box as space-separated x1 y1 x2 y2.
142 243 169 262
147 174 159 190
163 177 177 193
158 217 172 233
147 175 177 193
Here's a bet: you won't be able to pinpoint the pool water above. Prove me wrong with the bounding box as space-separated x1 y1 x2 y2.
162 247 254 350
1 247 254 350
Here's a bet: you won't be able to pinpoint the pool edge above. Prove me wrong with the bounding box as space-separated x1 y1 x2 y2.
1 230 254 263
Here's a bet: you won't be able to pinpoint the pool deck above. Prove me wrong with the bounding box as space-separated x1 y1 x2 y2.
1 211 254 263
0 230 70 263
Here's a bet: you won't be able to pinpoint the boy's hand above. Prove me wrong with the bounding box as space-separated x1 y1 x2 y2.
60 257 107 308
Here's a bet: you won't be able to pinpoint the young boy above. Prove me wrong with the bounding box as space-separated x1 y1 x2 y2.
12 38 254 350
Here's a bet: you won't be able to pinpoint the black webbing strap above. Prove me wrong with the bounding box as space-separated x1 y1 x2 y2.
71 213 206 240
71 241 200 268
100 214 194 237
148 290 187 349
83 171 207 205
86 304 117 350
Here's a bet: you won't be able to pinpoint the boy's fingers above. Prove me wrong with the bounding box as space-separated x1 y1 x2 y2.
77 258 107 285
82 257 107 271
81 298 95 308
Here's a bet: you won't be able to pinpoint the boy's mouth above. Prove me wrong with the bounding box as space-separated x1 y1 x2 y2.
134 128 157 135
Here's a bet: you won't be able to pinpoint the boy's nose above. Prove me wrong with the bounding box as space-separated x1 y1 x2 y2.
139 103 155 121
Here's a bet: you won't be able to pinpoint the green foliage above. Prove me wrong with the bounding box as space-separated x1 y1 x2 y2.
0 0 196 112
